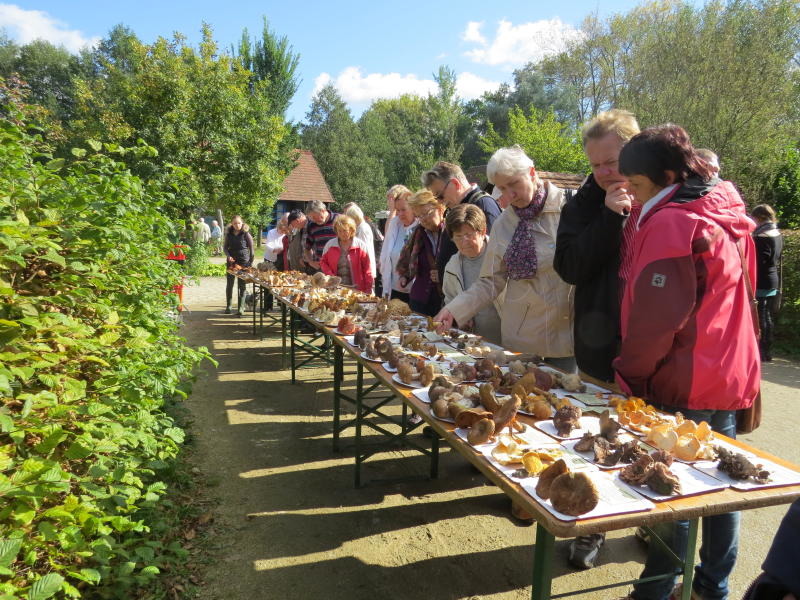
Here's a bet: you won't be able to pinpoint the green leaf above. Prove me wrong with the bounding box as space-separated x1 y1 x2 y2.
27 573 64 600
45 159 65 172
70 148 87 158
42 251 65 268
0 539 22 568
0 320 22 348
87 140 102 152
15 210 29 226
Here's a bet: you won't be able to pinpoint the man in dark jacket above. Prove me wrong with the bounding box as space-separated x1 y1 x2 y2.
422 161 502 280
553 109 640 570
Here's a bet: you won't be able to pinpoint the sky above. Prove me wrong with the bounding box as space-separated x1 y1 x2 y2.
1 1 675 123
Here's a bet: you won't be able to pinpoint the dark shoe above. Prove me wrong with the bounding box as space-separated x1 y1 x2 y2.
568 533 605 569
224 305 232 314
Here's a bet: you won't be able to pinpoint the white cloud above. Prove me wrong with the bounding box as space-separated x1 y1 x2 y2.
313 67 438 103
312 67 501 105
462 21 487 45
455 72 501 100
463 18 581 67
0 4 99 53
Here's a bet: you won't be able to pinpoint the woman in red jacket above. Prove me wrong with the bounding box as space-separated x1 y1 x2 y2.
320 215 373 294
615 124 760 600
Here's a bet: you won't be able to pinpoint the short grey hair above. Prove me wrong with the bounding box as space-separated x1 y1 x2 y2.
486 145 534 184
342 202 364 226
306 200 327 215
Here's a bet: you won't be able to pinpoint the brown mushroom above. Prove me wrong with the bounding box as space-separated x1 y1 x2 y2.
549 472 600 516
535 459 569 499
467 418 495 445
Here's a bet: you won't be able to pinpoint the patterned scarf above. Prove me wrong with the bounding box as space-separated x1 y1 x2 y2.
504 185 547 280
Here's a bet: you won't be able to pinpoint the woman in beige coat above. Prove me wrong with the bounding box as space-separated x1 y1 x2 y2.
435 145 575 371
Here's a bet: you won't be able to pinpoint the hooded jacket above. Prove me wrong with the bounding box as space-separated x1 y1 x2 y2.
614 178 760 410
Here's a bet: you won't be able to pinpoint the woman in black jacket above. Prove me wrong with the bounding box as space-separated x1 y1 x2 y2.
752 204 783 361
223 215 254 315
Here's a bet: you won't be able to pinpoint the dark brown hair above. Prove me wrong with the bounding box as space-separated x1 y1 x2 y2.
619 124 715 187
445 204 486 238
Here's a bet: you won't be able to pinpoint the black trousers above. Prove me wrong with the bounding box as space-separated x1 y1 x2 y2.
409 293 443 317
225 273 247 306
757 295 779 360
390 290 411 303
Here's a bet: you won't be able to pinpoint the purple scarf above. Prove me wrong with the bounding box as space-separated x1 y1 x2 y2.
504 185 547 280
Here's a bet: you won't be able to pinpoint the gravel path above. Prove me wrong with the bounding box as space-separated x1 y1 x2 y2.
181 275 800 600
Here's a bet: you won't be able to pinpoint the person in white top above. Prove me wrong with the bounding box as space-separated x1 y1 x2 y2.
379 187 418 300
263 215 288 265
342 203 376 293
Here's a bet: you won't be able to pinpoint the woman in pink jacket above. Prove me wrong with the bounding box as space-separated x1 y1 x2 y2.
320 215 373 294
614 124 759 600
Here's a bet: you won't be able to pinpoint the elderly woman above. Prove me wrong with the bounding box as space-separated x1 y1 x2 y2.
395 190 446 316
614 124 759 600
435 146 574 370
379 186 418 301
342 202 376 290
320 215 373 294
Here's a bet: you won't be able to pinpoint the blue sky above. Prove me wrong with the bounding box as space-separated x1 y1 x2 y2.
2 1 674 122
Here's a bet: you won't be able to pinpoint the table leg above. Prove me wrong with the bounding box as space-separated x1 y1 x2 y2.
251 281 257 336
681 519 699 600
354 361 364 488
531 523 555 600
280 302 287 369
333 344 343 452
290 309 297 384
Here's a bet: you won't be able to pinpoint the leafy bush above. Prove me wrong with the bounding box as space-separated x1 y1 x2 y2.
199 263 227 277
776 229 800 355
0 84 209 598
184 241 209 278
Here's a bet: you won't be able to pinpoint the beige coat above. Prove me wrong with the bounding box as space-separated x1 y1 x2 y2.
446 182 574 357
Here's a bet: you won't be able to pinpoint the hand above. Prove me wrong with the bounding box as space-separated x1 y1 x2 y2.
462 319 474 332
398 276 409 288
227 256 234 264
308 260 320 270
429 270 439 284
605 181 633 215
434 308 454 333
386 194 395 212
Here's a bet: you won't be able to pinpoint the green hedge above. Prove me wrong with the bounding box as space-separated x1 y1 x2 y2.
776 229 800 355
0 89 209 597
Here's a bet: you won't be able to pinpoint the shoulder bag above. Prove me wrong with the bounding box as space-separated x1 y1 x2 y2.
735 238 762 434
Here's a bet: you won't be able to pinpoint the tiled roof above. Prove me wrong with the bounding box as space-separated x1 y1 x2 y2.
279 150 335 203
464 165 586 190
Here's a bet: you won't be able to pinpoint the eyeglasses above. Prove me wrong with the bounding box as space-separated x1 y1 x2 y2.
416 206 440 220
435 179 452 201
452 230 481 242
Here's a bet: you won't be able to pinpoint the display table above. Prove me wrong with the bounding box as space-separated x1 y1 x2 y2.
238 272 800 600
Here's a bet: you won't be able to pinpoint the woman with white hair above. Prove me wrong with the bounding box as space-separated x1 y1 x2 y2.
342 202 376 291
435 145 575 371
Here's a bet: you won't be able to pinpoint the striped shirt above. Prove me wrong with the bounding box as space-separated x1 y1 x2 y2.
303 211 339 262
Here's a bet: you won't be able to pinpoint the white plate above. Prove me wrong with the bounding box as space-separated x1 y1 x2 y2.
519 470 655 522
534 416 601 440
428 406 455 423
617 461 728 501
411 387 431 403
382 362 398 373
692 440 800 491
562 434 646 470
392 373 425 388
359 351 383 363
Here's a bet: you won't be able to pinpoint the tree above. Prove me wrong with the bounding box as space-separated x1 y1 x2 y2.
479 106 588 174
69 24 292 223
359 94 435 189
235 17 301 118
301 84 386 216
425 66 468 163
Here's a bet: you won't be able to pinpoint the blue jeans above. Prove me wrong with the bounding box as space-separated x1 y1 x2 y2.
632 408 739 600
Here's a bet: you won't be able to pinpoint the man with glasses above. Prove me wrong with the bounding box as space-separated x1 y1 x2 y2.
422 161 502 280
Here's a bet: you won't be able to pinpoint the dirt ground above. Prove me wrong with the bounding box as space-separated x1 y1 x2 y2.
180 275 800 600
